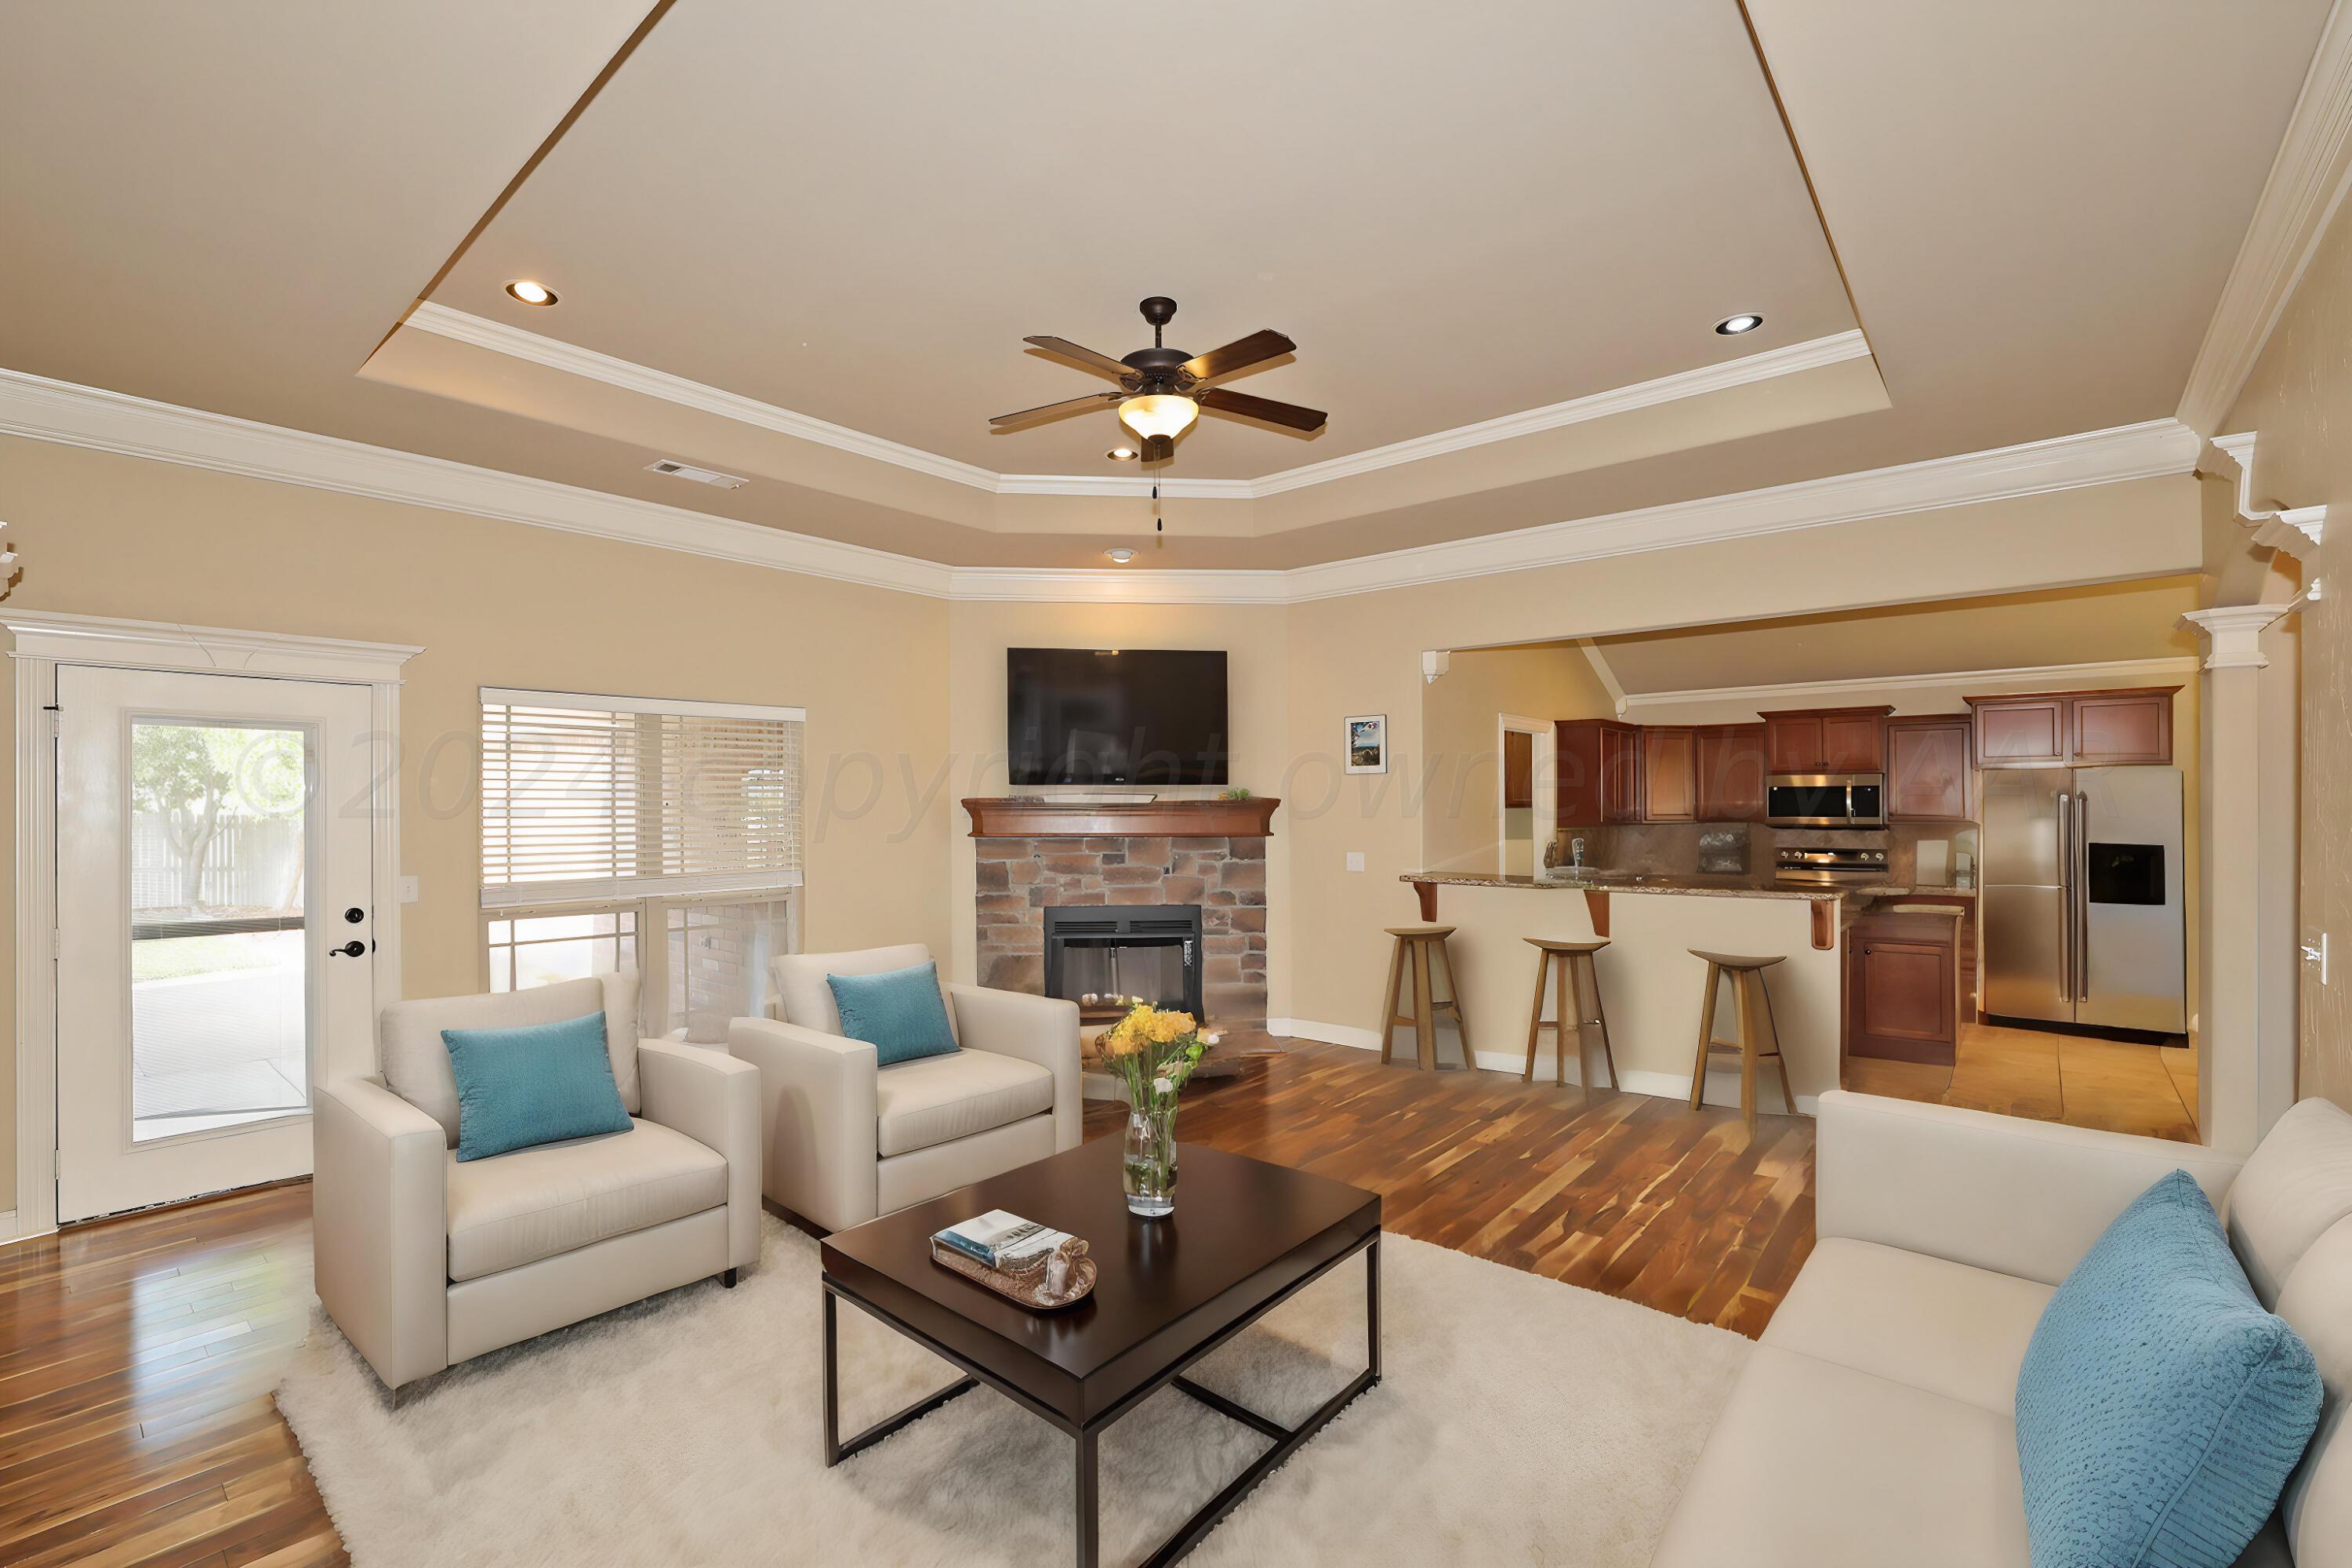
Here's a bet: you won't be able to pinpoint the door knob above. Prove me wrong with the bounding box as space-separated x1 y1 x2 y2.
330 940 367 958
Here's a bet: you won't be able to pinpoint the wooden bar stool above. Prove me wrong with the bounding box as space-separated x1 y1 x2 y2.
1688 949 1796 1131
1379 925 1475 1070
1521 938 1619 1089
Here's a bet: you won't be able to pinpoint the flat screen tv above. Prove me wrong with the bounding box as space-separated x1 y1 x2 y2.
1007 648 1229 786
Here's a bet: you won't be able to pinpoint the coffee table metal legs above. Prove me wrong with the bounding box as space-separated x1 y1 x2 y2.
821 1287 978 1466
825 1236 1381 1568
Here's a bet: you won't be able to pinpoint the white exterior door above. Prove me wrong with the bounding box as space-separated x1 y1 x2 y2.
55 666 382 1221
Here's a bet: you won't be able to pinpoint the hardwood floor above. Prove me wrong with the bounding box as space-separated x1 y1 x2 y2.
1842 1021 2199 1142
2 1042 1810 1565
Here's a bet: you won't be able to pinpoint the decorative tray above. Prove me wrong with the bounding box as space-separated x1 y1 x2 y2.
929 1240 1098 1312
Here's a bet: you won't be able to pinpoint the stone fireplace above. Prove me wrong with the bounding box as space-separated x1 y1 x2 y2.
967 797 1276 1026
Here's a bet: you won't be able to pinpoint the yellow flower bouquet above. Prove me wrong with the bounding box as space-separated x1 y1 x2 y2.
1094 1002 1216 1218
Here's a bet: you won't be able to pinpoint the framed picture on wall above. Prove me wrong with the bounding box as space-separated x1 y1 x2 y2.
1345 713 1388 774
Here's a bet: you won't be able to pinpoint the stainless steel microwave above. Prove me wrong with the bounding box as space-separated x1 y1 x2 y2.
1766 772 1886 829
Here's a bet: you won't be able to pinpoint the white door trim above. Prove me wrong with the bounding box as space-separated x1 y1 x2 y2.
3 611 419 1243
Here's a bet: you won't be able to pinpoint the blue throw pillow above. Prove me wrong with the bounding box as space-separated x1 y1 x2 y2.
441 1010 633 1162
826 961 959 1066
2016 1168 2322 1568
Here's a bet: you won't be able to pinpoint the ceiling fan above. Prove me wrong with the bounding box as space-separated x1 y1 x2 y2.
989 296 1327 463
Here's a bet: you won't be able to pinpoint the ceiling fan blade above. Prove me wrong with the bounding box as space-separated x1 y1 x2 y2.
989 392 1120 426
1182 328 1295 383
1022 336 1136 383
1197 386 1327 434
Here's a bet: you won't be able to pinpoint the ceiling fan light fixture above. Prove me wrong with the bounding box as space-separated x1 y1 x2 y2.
1714 312 1763 336
505 279 558 307
1119 393 1199 443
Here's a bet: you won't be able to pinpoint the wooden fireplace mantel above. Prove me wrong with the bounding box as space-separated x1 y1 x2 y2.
962 797 1280 839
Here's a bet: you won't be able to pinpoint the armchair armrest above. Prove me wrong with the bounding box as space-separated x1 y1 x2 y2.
639 1040 762 1272
1816 1090 2246 1286
313 1076 449 1390
946 984 1082 1152
728 1018 879 1232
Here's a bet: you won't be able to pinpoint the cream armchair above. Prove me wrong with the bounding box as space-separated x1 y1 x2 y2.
314 971 760 1392
727 944 1081 1232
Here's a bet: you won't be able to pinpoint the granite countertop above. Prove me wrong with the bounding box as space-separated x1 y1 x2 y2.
1401 869 1873 902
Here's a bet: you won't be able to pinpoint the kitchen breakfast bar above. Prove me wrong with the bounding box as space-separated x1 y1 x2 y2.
1396 870 1886 1112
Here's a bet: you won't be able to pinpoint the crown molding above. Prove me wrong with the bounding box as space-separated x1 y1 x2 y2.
1616 655 2201 715
1244 330 1871 497
1577 637 1631 719
0 365 2200 608
0 366 957 598
404 303 1871 503
2176 0 2352 434
405 303 1004 493
2207 430 2328 556
0 608 423 682
1274 417 2202 604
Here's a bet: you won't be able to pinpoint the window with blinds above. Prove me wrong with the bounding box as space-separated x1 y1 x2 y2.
479 688 805 909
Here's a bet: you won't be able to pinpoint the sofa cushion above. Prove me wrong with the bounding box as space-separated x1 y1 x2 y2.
827 960 960 1067
2274 1215 2352 1568
874 1049 1054 1159
2017 1170 2323 1568
1762 1238 2054 1417
444 1118 726 1283
2228 1095 2352 1307
1649 1343 2029 1567
381 972 642 1146
443 1011 633 1162
773 945 959 1046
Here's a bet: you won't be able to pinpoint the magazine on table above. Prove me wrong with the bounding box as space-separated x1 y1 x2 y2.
931 1210 1073 1272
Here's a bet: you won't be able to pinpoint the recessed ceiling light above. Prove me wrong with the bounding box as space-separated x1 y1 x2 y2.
1105 547 1137 564
506 279 557 307
1107 446 1137 462
1715 312 1764 336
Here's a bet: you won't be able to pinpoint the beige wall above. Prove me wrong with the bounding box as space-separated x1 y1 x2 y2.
0 437 957 1212
1417 644 1613 874
2223 189 2352 1110
942 599 1292 1016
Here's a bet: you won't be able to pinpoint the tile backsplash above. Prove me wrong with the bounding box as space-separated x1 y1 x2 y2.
1552 821 1980 886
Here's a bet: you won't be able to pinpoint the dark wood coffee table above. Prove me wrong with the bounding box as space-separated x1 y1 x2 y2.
820 1138 1381 1567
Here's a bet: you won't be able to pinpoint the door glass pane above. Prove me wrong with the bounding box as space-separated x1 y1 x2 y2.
129 720 310 1142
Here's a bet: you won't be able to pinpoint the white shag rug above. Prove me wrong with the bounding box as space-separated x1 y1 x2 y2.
278 1216 1749 1566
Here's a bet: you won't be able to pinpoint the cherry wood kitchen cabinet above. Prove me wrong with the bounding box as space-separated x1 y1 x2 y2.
1555 718 1639 825
1760 706 1892 773
1846 908 1960 1065
1886 717 1973 821
1967 688 2176 768
1502 729 1534 810
1695 723 1767 822
1640 726 1697 822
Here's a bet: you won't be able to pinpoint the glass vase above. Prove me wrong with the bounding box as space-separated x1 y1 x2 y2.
1122 1102 1178 1218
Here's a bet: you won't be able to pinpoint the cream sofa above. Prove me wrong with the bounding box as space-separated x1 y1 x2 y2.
314 972 760 1392
1651 1090 2352 1567
726 944 1081 1232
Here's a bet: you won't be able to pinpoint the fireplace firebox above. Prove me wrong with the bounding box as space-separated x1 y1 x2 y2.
1042 905 1205 1025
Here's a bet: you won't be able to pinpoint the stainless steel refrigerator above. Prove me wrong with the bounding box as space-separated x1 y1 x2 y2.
1980 766 2185 1033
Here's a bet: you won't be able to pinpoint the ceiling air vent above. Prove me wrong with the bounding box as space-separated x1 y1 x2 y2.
644 459 749 490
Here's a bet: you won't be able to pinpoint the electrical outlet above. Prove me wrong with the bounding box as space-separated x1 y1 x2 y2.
399 875 420 904
1345 851 1366 872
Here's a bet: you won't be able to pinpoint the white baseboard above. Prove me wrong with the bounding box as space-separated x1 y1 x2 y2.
0 1210 21 1247
1268 1018 1817 1116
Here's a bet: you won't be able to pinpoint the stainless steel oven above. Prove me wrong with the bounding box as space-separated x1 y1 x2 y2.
1765 772 1886 829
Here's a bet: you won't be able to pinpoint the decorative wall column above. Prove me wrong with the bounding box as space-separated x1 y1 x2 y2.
2182 602 2301 1152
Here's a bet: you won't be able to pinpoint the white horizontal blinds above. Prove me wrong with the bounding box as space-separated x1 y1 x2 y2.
480 688 805 909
